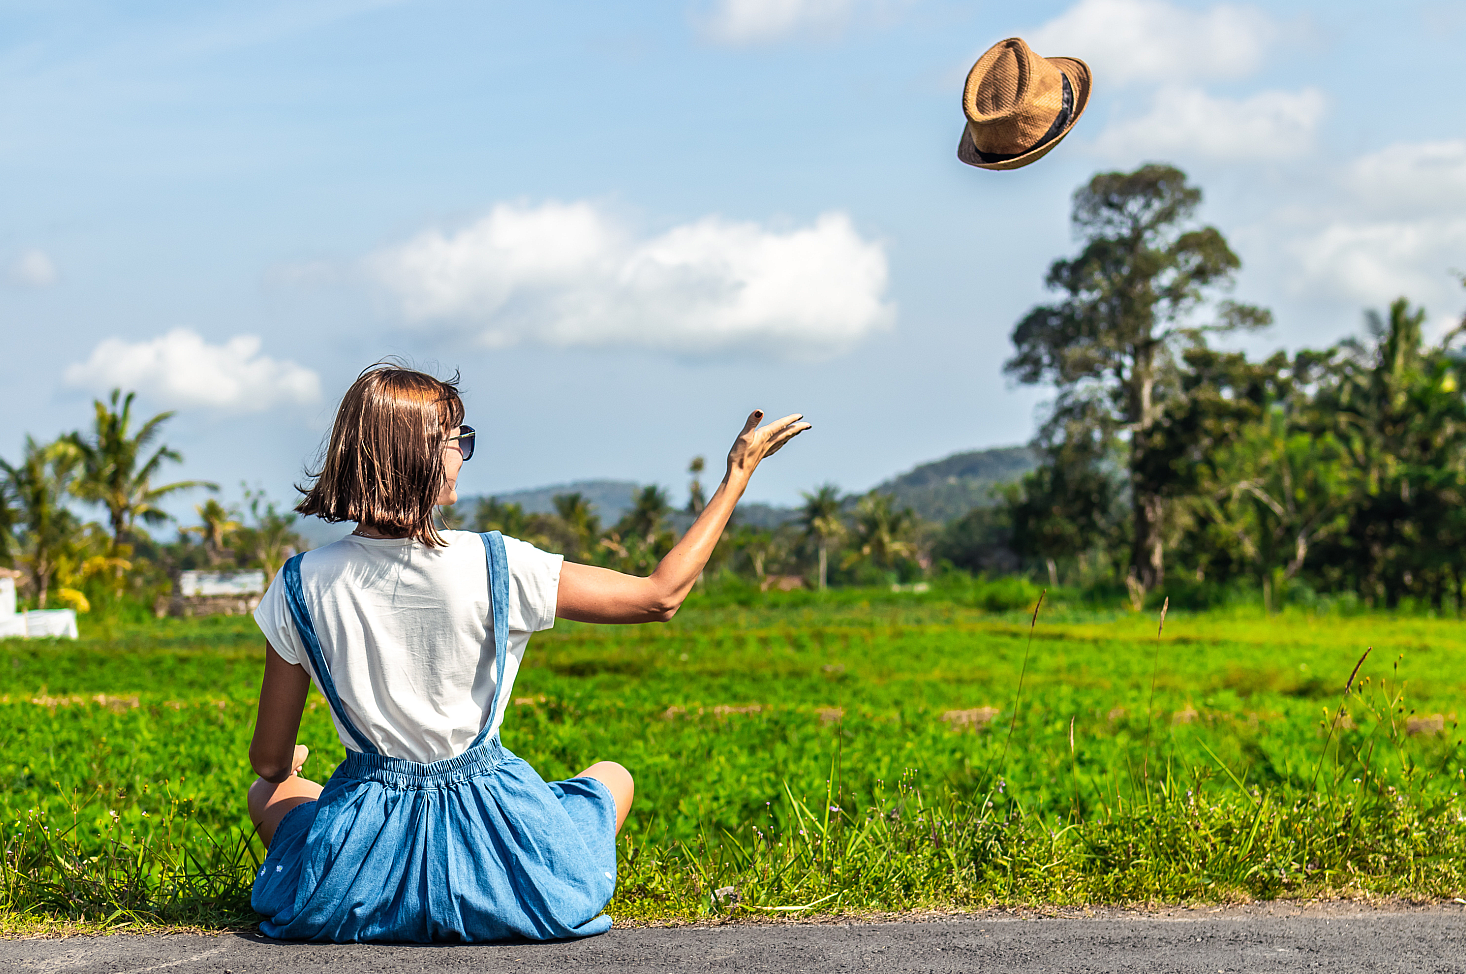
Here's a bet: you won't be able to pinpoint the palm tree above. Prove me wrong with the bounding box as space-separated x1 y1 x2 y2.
0 471 18 568
618 486 671 540
799 483 844 591
473 497 557 550
845 492 917 575
686 456 707 514
1 437 84 608
187 498 241 566
70 389 215 549
234 488 303 582
731 527 790 586
603 487 673 574
475 497 532 537
552 493 602 562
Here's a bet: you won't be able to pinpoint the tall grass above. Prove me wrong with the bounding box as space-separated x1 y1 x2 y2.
613 764 1466 919
612 598 1466 917
1 787 258 931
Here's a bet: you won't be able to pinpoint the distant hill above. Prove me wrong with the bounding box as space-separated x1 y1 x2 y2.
295 480 644 549
296 447 1037 548
473 479 643 525
873 446 1036 523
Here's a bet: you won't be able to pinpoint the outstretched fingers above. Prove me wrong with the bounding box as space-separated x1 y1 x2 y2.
763 419 812 458
731 410 810 471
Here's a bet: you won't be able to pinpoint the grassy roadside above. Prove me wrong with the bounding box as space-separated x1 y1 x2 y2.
2 589 1464 932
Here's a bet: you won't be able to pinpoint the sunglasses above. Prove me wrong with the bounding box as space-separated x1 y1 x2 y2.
445 425 476 461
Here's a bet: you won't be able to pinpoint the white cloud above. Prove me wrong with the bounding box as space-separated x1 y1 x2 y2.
1293 218 1466 312
700 0 894 45
1287 139 1466 313
8 249 58 288
1029 0 1277 85
371 201 894 359
1345 139 1466 216
1094 85 1326 161
64 329 321 411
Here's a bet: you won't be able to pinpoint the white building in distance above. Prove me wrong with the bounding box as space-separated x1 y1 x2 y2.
0 568 79 639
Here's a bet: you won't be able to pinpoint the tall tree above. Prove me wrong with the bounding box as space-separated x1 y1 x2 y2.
472 497 556 550
1 437 83 608
616 486 672 541
1006 164 1269 590
1308 299 1466 606
1007 406 1124 586
0 471 18 567
686 456 707 514
798 484 844 591
475 497 530 537
1176 348 1353 590
70 389 215 548
845 492 916 575
551 492 602 563
232 488 304 582
187 498 241 566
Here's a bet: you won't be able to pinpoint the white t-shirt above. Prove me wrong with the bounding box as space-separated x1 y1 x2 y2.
253 531 563 764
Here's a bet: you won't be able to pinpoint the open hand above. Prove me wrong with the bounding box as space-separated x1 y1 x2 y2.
727 410 812 481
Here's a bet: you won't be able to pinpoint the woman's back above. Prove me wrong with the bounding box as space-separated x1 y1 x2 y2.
244 363 809 942
254 531 562 763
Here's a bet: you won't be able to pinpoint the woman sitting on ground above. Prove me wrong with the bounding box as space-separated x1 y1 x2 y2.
246 363 808 942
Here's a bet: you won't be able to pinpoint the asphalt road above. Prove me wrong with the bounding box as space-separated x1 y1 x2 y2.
6 903 1465 973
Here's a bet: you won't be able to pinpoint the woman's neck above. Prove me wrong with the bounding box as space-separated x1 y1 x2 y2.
352 522 408 539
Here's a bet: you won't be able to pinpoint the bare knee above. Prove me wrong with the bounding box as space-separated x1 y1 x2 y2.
579 761 634 831
248 776 274 824
248 774 323 847
587 761 633 797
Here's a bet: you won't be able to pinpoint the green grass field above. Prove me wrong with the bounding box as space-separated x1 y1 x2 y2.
3 582 1464 932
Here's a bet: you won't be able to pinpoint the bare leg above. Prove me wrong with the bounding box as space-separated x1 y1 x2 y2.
576 761 634 834
249 773 323 847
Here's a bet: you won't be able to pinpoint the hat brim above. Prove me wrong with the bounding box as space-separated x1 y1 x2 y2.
958 56 1091 171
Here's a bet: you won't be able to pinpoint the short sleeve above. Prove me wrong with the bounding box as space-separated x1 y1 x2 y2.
253 567 306 667
502 536 563 633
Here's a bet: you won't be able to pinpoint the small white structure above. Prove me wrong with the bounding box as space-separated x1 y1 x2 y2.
178 570 266 598
157 569 267 618
0 570 79 640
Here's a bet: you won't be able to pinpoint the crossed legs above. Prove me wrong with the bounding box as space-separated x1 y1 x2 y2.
248 755 633 849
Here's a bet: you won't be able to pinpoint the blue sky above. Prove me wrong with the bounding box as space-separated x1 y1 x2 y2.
3 0 1465 522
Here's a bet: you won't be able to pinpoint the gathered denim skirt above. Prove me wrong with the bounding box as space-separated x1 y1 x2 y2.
251 736 617 943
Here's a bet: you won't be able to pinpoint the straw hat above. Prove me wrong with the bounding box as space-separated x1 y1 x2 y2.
958 37 1091 171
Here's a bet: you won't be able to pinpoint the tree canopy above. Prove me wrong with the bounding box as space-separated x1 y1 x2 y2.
1006 164 1269 590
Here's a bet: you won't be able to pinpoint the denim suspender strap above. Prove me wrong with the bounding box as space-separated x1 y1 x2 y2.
470 531 510 749
282 553 380 755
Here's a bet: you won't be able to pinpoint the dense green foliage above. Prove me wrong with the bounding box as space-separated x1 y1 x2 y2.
2 589 1464 930
997 165 1466 610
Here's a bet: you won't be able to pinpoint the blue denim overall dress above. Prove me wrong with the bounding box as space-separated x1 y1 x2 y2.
251 531 617 942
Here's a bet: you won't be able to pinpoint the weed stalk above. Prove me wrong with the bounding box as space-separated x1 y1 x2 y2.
1310 646 1372 791
992 590 1046 796
1142 597 1169 795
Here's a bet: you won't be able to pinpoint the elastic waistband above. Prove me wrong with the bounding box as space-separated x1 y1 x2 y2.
337 736 507 788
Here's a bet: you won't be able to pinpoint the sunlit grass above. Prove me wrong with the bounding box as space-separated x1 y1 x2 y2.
2 584 1464 932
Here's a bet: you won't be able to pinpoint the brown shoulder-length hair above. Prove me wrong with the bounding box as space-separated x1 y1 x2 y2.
296 363 465 546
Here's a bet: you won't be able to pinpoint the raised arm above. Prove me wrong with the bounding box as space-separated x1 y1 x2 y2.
556 410 810 624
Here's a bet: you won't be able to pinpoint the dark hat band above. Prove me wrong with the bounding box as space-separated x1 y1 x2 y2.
968 72 1073 165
